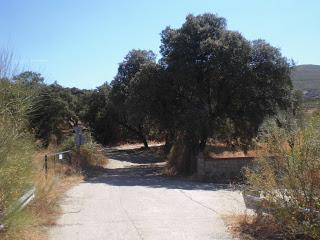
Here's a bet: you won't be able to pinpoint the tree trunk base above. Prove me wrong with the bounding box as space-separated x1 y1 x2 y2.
166 133 199 175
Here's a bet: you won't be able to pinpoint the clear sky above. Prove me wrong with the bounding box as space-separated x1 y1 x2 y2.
1 0 319 89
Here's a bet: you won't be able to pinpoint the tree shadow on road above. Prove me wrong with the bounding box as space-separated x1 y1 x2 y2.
103 145 165 164
83 145 239 192
85 165 237 192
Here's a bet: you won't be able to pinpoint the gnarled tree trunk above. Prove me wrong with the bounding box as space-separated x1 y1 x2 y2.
164 130 174 154
140 133 149 148
167 131 199 175
138 124 149 148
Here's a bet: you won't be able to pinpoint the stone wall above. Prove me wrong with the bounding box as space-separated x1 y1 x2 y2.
197 153 254 182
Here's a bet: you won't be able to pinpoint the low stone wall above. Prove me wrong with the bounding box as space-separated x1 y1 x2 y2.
197 153 254 182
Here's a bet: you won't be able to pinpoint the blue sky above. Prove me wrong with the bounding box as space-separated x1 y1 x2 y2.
1 0 319 89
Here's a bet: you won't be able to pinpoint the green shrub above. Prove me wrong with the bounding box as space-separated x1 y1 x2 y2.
59 136 76 152
58 132 107 168
0 79 35 228
79 133 107 167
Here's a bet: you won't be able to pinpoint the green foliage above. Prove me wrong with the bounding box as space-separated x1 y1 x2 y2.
13 71 44 86
28 80 87 146
81 84 122 144
0 12 298 183
245 115 320 238
59 136 76 152
59 133 107 168
29 88 69 145
80 141 107 167
110 50 158 148
159 13 293 173
0 79 35 225
81 13 296 174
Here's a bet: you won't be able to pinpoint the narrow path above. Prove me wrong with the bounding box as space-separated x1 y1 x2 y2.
50 144 247 240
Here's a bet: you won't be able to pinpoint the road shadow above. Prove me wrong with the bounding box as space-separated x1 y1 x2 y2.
104 145 165 164
83 144 239 192
85 146 237 192
85 165 236 192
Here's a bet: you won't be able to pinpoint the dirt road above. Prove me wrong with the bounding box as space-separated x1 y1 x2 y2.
49 145 247 240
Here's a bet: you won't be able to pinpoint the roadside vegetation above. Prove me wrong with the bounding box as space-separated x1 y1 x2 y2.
0 73 36 239
1 12 319 239
0 50 107 240
90 13 295 176
238 111 320 239
59 134 108 169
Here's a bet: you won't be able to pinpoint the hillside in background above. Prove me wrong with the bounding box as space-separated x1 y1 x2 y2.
291 64 320 99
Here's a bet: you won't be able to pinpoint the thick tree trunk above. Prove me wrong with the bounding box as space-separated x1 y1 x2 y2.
164 130 174 154
138 124 149 149
140 134 149 148
199 138 207 151
167 132 199 175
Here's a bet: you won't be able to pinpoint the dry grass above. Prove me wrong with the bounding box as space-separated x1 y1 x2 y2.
205 141 258 158
237 115 320 239
0 174 82 240
25 144 108 240
31 172 83 225
79 143 109 168
0 140 108 240
0 150 83 240
224 214 285 240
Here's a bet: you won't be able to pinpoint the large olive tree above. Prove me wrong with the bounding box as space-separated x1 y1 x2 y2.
160 14 293 174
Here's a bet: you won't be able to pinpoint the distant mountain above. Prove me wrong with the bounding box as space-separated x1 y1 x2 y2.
291 64 320 99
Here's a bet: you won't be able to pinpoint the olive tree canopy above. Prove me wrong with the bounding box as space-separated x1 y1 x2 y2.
159 14 293 174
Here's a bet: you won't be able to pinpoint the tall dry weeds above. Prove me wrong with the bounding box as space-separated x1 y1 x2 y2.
245 114 320 239
0 53 38 238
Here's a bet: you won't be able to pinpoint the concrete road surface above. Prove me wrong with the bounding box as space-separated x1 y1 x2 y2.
50 145 247 240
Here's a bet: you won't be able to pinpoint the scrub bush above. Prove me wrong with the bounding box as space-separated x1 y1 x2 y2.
245 115 320 239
